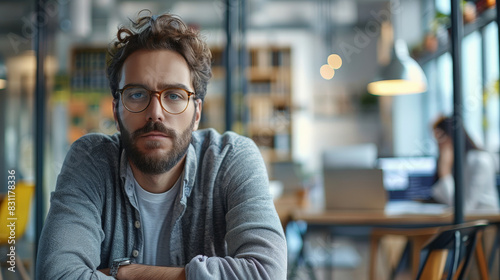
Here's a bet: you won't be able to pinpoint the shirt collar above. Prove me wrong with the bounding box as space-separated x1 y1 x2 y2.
120 149 139 208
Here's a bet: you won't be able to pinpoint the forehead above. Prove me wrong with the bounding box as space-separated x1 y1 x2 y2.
119 49 192 89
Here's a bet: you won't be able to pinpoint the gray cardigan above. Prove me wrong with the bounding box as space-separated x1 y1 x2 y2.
36 129 287 279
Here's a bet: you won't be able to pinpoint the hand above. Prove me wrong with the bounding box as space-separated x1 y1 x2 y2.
98 268 110 276
116 264 186 280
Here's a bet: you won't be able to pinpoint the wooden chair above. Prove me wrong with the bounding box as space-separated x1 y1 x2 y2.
0 181 34 280
369 220 490 280
416 220 488 280
370 226 440 279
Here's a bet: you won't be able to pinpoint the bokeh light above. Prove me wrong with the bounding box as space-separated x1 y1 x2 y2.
328 54 342 69
320 64 335 80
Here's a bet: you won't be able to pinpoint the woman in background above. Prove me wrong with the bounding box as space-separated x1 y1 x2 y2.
432 116 499 212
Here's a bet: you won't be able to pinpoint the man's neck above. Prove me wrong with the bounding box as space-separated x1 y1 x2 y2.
129 157 186 194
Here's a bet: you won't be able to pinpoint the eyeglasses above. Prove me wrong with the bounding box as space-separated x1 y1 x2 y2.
118 85 195 115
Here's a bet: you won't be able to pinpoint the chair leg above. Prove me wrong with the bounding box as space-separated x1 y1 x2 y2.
496 225 500 278
419 249 449 280
391 242 411 280
411 235 434 279
452 260 465 280
369 235 380 280
475 231 490 280
452 244 486 280
369 234 409 280
488 224 500 273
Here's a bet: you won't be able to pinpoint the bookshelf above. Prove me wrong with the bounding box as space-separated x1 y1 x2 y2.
67 47 115 143
206 46 293 162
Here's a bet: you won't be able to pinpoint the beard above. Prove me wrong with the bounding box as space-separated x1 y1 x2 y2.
117 113 196 175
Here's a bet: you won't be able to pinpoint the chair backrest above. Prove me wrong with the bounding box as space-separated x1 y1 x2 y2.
0 181 35 244
416 220 488 280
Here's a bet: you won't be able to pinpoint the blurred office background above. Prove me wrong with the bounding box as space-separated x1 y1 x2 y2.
0 0 499 279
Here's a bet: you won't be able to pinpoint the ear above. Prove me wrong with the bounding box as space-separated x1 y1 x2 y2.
112 99 120 132
192 99 202 131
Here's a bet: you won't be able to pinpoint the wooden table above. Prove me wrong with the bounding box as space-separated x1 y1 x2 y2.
283 206 500 280
292 208 500 226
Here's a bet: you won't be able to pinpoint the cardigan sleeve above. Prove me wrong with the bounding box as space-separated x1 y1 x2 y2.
36 135 115 280
185 136 287 280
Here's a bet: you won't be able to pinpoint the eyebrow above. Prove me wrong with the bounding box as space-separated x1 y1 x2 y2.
123 83 194 93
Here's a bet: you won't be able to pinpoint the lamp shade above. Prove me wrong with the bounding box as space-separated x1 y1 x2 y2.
367 39 427 96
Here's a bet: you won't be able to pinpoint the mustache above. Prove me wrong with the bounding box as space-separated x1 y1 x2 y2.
131 121 177 139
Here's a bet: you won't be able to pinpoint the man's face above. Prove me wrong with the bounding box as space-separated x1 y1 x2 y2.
113 49 201 175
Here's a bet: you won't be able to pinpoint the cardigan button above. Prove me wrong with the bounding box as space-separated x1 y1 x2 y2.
132 250 139 257
134 221 141 229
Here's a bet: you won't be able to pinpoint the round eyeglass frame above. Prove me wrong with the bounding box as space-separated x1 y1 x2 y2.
117 85 196 115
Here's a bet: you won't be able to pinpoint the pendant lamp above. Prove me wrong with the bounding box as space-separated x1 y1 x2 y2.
367 39 427 96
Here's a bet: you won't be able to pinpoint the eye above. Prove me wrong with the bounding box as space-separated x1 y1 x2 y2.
167 93 180 100
124 87 149 101
163 89 187 101
130 92 147 99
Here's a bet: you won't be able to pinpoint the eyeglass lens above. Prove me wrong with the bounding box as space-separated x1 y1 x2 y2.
122 86 190 114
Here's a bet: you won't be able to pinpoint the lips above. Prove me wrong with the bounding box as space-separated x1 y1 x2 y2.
141 132 169 138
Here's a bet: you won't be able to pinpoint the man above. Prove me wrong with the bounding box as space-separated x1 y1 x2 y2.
37 11 287 280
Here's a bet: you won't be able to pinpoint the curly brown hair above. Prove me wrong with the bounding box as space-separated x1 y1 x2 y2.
107 10 212 102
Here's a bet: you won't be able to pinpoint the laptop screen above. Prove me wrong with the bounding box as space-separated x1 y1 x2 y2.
377 157 436 201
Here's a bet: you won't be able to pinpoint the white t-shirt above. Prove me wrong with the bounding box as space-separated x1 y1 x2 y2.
133 172 182 266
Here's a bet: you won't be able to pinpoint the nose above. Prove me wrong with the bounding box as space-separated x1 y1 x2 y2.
145 93 164 121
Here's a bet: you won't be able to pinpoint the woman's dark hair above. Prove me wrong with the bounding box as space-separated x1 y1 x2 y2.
106 10 212 102
433 116 479 152
431 116 480 185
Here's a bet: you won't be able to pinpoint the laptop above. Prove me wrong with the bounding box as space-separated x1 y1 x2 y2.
323 168 387 211
376 157 436 201
270 161 304 194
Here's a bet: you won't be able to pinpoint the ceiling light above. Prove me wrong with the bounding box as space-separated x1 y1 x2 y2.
367 39 427 96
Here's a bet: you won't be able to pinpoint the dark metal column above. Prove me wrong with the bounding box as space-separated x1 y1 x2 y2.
497 0 500 177
480 27 487 145
225 0 237 131
0 57 6 194
0 83 5 195
34 0 48 266
238 0 249 134
496 3 500 272
450 0 465 225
